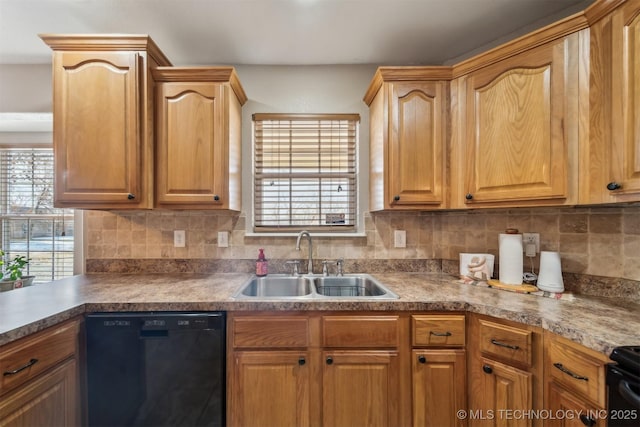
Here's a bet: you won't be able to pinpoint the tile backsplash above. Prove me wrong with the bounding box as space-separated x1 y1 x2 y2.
85 205 640 282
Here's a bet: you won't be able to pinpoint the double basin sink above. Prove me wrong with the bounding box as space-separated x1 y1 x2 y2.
233 274 399 300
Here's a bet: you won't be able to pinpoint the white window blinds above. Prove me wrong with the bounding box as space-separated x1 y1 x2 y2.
0 148 74 281
253 113 359 232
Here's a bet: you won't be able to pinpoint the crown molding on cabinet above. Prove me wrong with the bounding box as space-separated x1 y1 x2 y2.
152 66 248 106
38 34 172 67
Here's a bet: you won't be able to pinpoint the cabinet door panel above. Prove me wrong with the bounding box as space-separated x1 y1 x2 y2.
231 351 310 427
54 52 141 204
610 5 640 197
412 349 466 427
471 358 532 427
0 359 78 427
389 82 445 206
322 351 399 427
156 82 225 205
463 37 577 205
547 383 605 427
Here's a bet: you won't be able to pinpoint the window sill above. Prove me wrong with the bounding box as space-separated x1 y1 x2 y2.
245 231 367 238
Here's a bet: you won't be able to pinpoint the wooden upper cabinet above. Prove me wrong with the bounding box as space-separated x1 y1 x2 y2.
364 67 450 211
153 67 247 210
451 31 584 208
583 0 640 203
40 35 171 209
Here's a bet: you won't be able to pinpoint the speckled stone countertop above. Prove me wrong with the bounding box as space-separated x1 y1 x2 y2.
1 272 638 356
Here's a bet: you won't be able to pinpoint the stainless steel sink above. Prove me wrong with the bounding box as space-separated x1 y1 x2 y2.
313 275 399 299
233 274 399 300
235 275 314 298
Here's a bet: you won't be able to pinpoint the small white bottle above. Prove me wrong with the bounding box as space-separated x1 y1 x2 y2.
256 248 268 277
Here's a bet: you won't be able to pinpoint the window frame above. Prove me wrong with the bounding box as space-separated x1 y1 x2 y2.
250 113 362 236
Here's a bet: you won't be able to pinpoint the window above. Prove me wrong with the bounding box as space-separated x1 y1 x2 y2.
253 113 359 233
0 148 74 281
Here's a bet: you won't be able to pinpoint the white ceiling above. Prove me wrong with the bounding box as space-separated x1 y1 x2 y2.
0 0 594 66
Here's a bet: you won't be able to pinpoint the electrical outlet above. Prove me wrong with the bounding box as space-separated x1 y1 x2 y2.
218 231 229 248
522 233 540 254
174 230 186 248
394 230 406 248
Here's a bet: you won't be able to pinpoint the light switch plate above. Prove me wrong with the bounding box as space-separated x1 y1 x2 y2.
394 230 406 248
174 230 186 248
218 231 229 248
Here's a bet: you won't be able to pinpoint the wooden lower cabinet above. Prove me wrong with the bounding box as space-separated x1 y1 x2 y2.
0 358 78 427
322 350 400 427
231 351 311 427
547 383 605 427
0 318 80 427
412 349 467 427
227 312 411 427
467 314 543 427
470 358 532 427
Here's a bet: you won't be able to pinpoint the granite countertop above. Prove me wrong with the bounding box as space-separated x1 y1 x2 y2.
0 272 638 356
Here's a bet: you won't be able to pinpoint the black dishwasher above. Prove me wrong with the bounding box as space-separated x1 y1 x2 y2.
86 312 225 427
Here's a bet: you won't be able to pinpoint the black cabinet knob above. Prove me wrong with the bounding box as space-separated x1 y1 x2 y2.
579 414 595 426
127 193 135 200
213 195 220 201
418 355 427 364
606 182 621 191
326 357 333 365
465 193 473 200
482 364 493 374
298 357 306 366
393 195 400 201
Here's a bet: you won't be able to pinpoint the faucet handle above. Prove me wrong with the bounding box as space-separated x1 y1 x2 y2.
321 260 331 276
336 259 344 276
285 260 301 276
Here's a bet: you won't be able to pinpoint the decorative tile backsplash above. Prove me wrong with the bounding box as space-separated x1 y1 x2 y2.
85 205 640 281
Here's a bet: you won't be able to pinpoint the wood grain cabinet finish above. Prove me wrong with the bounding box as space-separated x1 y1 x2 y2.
411 314 466 427
364 67 450 210
467 313 543 427
153 67 247 210
451 32 584 208
227 312 411 427
40 35 171 209
543 331 609 427
0 318 80 427
583 0 640 204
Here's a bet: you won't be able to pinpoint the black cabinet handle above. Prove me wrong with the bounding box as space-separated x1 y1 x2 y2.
393 195 400 201
553 363 588 381
127 193 135 200
213 195 220 201
326 356 333 365
579 414 596 426
3 358 38 376
298 357 306 366
465 193 473 200
490 339 520 350
606 182 621 191
482 364 493 374
418 355 427 364
430 331 452 337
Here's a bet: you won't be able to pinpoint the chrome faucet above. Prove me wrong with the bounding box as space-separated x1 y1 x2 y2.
295 230 313 274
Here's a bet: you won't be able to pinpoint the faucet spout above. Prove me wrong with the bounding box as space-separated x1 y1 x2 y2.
295 230 313 274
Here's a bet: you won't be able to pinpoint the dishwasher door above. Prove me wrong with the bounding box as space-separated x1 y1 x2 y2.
86 312 225 427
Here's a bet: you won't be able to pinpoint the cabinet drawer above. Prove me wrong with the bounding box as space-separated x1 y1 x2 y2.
0 320 78 395
232 317 309 348
479 319 532 366
547 335 606 407
412 314 465 347
322 315 399 348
